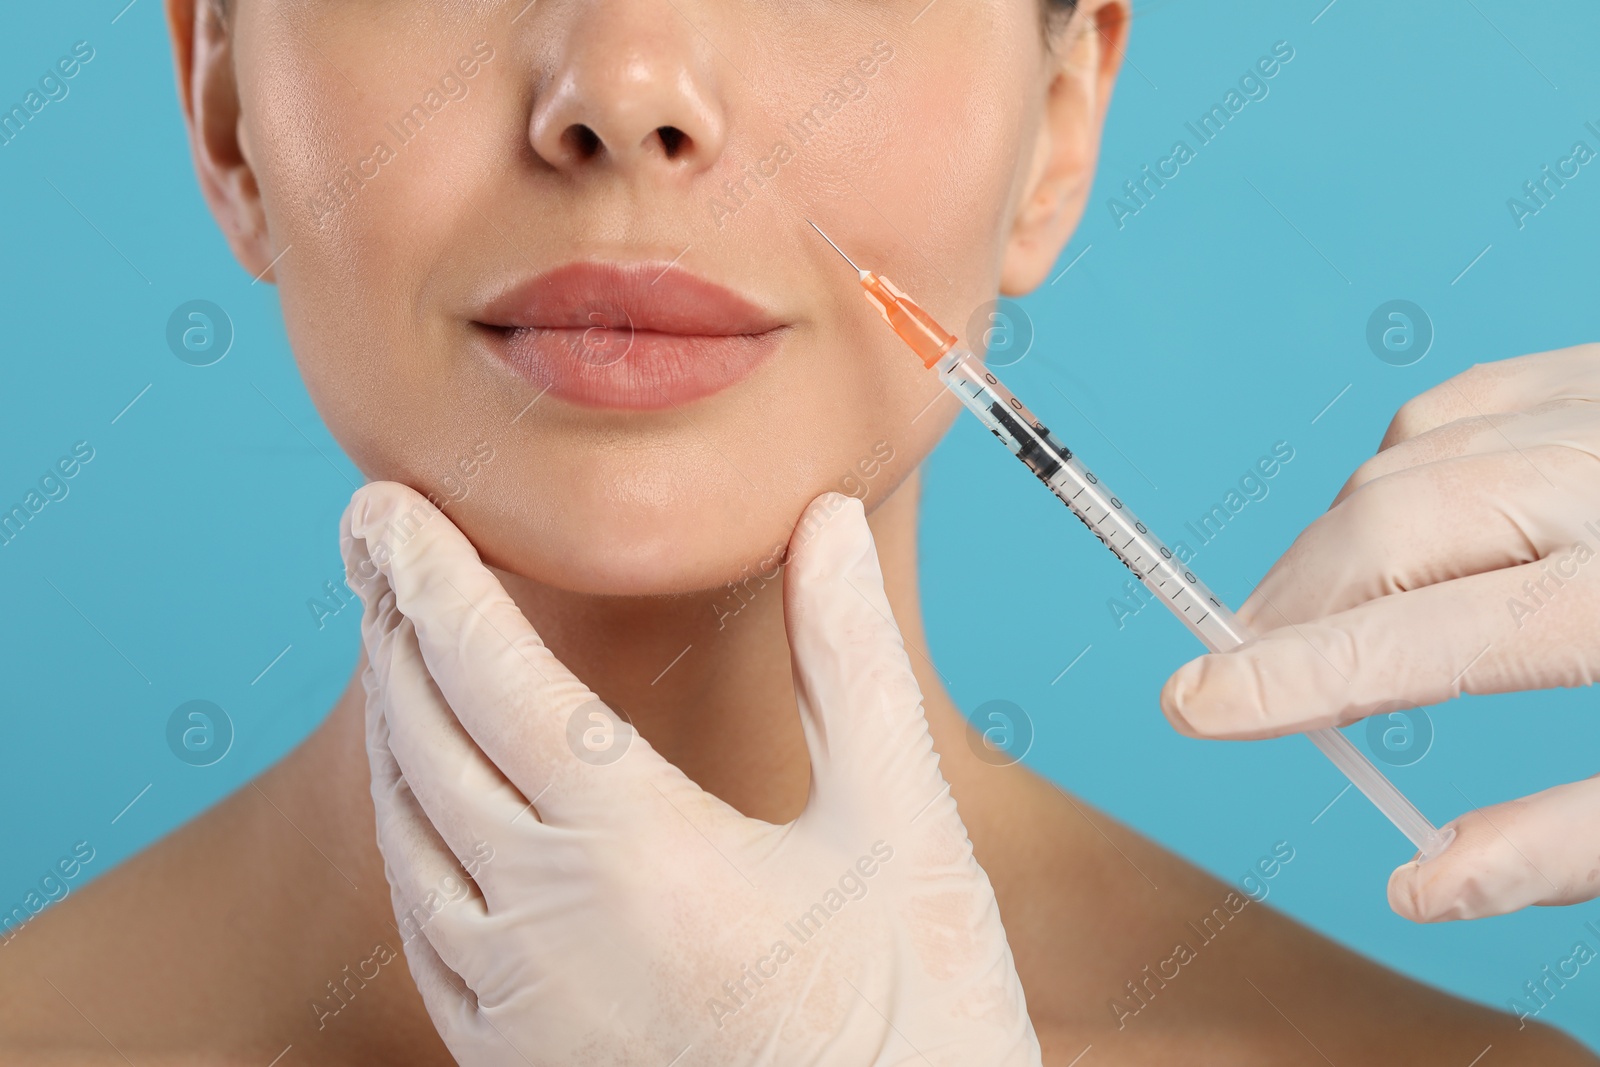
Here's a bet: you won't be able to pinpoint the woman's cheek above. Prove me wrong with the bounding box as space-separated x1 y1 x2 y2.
835 24 1041 322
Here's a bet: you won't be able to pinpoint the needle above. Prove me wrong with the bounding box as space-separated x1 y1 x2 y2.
806 219 862 273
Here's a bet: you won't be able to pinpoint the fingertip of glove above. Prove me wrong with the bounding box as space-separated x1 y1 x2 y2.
786 492 871 583
1389 823 1476 922
1159 660 1204 736
343 482 450 578
1386 860 1425 920
1160 655 1251 738
346 481 437 542
1161 642 1331 741
1387 857 1449 922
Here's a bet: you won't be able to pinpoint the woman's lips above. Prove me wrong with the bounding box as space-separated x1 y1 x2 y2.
475 262 788 410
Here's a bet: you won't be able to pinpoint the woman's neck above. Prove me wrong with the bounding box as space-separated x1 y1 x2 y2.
486 468 949 822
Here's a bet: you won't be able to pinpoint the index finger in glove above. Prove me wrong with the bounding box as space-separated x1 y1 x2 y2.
1239 444 1596 631
1378 343 1600 451
341 481 676 826
1162 554 1600 739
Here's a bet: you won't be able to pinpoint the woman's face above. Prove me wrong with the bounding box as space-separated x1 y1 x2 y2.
190 0 1118 595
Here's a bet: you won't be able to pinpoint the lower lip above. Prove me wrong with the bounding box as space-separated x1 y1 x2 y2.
483 323 786 411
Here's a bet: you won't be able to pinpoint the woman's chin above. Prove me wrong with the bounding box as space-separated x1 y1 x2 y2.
476 508 796 601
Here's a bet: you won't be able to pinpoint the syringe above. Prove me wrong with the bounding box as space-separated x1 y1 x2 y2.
809 221 1454 861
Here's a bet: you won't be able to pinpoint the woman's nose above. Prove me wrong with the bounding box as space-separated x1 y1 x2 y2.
528 4 727 177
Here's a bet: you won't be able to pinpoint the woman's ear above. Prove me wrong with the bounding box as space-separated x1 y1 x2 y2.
999 0 1129 295
166 0 277 280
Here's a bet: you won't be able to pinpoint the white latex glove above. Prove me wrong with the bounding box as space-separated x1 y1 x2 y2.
340 481 1041 1066
1158 344 1600 922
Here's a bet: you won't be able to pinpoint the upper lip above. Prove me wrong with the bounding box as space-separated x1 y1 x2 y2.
476 261 786 336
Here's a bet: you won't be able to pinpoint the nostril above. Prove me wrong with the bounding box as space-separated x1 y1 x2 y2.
655 126 688 159
562 124 603 161
542 120 701 167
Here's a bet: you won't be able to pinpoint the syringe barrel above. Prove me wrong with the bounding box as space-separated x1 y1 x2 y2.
932 346 1454 860
932 347 1241 650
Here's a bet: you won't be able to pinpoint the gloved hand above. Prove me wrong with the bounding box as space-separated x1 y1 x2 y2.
340 481 1041 1066
1158 343 1600 922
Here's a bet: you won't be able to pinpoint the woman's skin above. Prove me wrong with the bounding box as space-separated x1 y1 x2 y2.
0 0 1594 1063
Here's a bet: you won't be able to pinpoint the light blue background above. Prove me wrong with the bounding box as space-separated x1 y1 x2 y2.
2 0 1597 1051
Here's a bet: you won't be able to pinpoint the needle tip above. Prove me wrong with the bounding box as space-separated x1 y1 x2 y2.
805 219 861 273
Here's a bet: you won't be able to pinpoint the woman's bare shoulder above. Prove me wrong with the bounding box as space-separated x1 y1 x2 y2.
0 771 415 1067
958 763 1599 1066
0 789 266 1058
